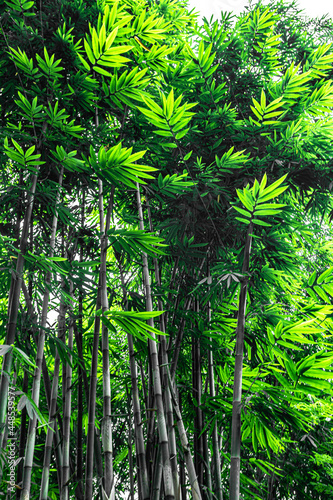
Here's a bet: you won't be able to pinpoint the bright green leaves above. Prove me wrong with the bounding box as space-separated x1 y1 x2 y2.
79 25 132 76
306 267 333 304
101 310 165 343
242 8 281 73
154 172 193 198
233 174 288 226
51 146 86 173
215 147 249 173
4 137 44 173
138 90 196 148
102 67 150 108
46 101 84 138
301 80 333 117
108 228 166 256
250 91 285 126
303 43 333 79
88 143 155 188
4 0 35 16
36 47 64 78
9 47 39 78
271 62 311 105
197 40 217 77
15 92 44 121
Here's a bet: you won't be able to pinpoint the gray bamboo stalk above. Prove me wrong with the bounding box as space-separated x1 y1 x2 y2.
170 257 207 382
146 194 181 500
229 222 253 500
20 166 64 500
118 262 150 500
16 369 29 499
99 180 115 500
192 311 203 491
125 387 135 500
151 444 163 500
84 280 101 499
136 183 174 500
39 296 67 500
0 171 39 450
207 273 223 500
76 194 85 500
61 281 74 500
73 314 104 495
21 280 63 494
167 368 202 500
202 416 212 500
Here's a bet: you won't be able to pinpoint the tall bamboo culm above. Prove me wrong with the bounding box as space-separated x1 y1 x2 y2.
229 223 253 500
136 184 174 500
20 167 64 500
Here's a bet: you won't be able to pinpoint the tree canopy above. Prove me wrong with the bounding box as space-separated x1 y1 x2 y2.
1 0 333 499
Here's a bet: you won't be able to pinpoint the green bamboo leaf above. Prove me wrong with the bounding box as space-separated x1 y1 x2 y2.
253 209 282 216
236 217 251 224
252 219 271 226
236 190 254 211
308 270 317 286
233 206 251 218
313 285 330 302
84 40 95 65
257 185 288 203
317 266 333 284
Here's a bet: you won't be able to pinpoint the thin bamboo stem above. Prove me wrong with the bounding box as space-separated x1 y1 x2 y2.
136 184 174 500
229 223 253 500
0 171 39 450
20 167 64 500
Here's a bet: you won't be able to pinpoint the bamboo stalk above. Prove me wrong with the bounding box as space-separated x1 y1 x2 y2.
207 273 223 500
99 180 115 500
229 223 253 500
20 167 64 500
61 281 74 500
136 184 174 500
167 368 202 500
118 256 150 499
84 273 101 500
0 171 39 450
76 193 85 500
146 193 181 500
39 296 67 500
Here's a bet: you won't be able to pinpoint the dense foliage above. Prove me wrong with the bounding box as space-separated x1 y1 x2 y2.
1 0 333 499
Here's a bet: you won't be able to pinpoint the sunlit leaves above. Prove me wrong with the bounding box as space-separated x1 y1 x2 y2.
138 90 196 148
250 91 285 126
233 173 287 226
4 137 45 173
88 143 156 187
107 227 166 256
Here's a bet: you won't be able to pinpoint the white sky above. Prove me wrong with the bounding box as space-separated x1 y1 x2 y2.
186 0 333 21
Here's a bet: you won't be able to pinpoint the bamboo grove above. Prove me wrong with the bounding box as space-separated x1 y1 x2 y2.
1 0 333 498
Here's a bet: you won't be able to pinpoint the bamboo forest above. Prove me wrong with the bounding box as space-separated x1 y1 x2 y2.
2 0 333 498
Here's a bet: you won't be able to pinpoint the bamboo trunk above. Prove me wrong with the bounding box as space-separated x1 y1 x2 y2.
167 368 202 500
207 281 223 500
20 167 64 500
229 223 253 500
39 296 67 500
76 197 85 500
117 257 149 499
0 171 39 450
61 281 74 500
99 180 115 500
84 274 101 500
146 194 181 500
192 318 203 494
136 184 174 500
